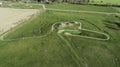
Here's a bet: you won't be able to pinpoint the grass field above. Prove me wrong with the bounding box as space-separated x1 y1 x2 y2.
46 3 120 13
89 0 120 5
0 3 120 67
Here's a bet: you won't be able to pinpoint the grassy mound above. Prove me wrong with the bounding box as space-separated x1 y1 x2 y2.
58 29 81 35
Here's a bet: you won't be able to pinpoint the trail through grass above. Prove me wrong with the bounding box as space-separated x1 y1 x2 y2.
0 4 120 67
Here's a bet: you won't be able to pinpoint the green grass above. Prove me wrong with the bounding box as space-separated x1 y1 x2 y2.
79 29 108 39
46 3 120 13
0 4 120 67
89 0 120 5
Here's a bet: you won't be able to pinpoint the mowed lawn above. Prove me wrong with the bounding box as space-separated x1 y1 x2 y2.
0 4 120 67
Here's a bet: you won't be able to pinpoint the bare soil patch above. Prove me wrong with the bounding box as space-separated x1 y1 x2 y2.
0 7 39 35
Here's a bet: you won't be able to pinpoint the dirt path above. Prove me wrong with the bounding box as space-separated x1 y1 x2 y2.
0 7 39 35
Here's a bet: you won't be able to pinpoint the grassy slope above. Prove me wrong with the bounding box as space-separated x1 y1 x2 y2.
0 4 120 67
0 33 78 67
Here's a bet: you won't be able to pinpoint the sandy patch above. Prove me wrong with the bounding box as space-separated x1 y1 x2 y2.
0 8 39 35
